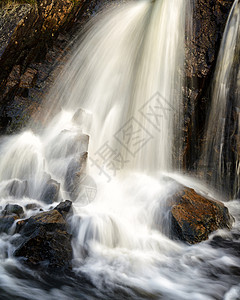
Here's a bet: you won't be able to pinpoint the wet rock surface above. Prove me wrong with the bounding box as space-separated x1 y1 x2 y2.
65 152 88 201
40 178 60 204
183 0 234 170
14 201 73 271
169 186 234 244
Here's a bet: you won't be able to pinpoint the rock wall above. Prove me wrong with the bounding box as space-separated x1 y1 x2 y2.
182 0 234 170
0 0 90 133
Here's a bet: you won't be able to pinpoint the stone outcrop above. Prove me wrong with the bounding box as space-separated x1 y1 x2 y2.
169 186 234 244
14 200 73 271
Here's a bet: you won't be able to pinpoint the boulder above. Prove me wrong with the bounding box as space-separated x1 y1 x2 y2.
5 179 29 198
54 200 73 219
40 179 60 204
0 216 17 234
2 204 24 218
64 152 88 201
169 186 234 244
14 202 73 270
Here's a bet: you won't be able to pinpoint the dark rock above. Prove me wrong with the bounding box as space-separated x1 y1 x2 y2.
65 152 88 201
3 204 24 218
182 0 234 169
5 179 29 198
0 216 17 234
169 187 234 244
14 209 72 270
25 203 41 211
40 179 60 204
54 200 73 219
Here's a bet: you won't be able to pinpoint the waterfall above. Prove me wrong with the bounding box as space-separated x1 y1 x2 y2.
202 0 240 198
0 1 240 299
45 0 187 174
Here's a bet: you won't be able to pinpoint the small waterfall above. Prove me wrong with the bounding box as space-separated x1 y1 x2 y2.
202 0 240 198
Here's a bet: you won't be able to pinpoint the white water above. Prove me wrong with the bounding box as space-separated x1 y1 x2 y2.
202 0 240 198
0 0 239 299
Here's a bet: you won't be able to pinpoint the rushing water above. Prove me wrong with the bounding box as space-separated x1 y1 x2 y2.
202 0 240 198
0 0 240 299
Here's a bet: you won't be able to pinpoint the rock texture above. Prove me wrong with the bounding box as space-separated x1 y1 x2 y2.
14 200 73 271
182 0 234 170
169 187 234 244
0 0 88 133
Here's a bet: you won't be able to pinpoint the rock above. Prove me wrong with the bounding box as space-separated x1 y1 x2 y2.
5 179 29 198
54 200 73 219
0 216 17 234
64 152 88 201
14 209 72 270
40 179 60 204
169 187 234 244
72 108 92 131
183 0 234 169
25 203 41 211
0 0 89 133
55 130 89 158
18 67 38 96
2 204 24 218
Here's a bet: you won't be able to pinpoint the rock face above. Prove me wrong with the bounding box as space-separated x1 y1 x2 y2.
14 200 73 271
169 187 234 244
0 0 88 133
182 0 234 169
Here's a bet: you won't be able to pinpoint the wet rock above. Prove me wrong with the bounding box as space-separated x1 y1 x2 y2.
183 0 234 169
169 187 234 244
72 108 92 131
25 203 41 211
65 152 88 201
5 179 29 198
0 216 17 234
54 200 73 219
40 179 60 204
3 204 24 218
14 208 72 270
18 67 38 96
56 130 89 157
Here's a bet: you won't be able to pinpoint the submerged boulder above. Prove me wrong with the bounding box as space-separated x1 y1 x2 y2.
169 187 234 244
14 201 73 271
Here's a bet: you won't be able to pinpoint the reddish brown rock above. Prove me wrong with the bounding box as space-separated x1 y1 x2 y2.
170 187 234 244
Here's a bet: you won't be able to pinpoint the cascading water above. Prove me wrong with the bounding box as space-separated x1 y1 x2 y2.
202 0 240 198
0 0 239 299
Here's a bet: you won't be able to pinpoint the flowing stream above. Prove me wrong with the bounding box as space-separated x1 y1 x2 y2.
0 0 240 299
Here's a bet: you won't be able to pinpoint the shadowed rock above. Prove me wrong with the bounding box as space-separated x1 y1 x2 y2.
3 203 24 218
40 179 60 204
14 201 73 271
65 152 88 201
